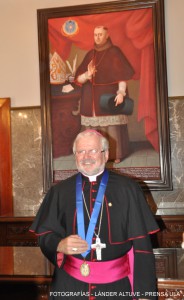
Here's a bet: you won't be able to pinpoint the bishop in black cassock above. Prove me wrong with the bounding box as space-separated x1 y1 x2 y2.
30 130 159 300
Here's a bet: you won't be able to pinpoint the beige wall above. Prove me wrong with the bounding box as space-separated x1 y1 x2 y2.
0 0 184 107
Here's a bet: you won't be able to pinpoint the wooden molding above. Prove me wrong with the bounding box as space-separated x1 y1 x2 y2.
0 98 13 215
0 247 13 275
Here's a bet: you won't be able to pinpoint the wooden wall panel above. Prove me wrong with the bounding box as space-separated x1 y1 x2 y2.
0 247 13 275
0 98 13 215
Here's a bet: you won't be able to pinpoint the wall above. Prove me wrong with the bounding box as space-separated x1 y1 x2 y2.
0 0 184 107
0 0 115 107
164 0 184 96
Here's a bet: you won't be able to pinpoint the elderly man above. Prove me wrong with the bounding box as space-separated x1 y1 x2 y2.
75 26 135 163
30 129 159 300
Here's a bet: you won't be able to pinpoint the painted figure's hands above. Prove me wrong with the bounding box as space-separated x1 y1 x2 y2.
57 235 88 255
115 80 126 106
76 60 96 83
114 93 124 106
87 60 96 77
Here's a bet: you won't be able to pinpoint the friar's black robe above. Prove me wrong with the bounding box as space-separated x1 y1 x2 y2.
30 170 159 300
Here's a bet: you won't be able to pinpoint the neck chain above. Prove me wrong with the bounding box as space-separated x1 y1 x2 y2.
82 190 104 238
93 49 108 69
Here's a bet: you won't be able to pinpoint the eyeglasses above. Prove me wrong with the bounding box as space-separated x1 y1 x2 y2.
74 149 106 156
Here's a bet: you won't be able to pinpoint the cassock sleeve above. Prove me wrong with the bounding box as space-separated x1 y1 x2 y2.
127 181 159 239
29 186 66 266
133 236 158 300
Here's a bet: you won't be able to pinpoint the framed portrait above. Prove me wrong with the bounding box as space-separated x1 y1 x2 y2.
38 0 172 193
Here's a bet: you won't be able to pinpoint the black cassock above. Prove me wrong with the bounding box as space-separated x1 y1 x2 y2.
30 170 159 300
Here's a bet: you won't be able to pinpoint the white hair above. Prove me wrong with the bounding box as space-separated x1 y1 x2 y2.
73 130 109 153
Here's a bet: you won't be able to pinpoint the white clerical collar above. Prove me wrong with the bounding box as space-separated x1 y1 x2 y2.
82 170 104 182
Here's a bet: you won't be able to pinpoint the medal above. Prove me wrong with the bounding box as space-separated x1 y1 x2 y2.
80 261 90 277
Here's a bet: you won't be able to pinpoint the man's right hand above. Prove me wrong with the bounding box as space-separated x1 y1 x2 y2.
57 235 88 255
87 60 96 77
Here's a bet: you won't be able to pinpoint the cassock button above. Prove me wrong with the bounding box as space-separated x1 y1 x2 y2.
108 202 112 207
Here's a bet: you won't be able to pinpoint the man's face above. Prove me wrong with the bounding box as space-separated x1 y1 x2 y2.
75 135 109 176
94 27 108 46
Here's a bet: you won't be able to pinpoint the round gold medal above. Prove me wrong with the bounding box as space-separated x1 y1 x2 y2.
80 262 90 277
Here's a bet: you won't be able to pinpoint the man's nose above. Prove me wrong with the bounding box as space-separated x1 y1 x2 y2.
83 150 91 157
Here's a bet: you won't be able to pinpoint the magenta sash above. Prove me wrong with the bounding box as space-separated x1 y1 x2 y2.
63 254 130 284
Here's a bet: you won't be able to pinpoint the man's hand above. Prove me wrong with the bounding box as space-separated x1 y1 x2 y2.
87 60 96 77
57 235 88 255
114 93 124 106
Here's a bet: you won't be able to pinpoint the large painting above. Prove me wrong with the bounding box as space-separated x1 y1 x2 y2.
38 0 172 192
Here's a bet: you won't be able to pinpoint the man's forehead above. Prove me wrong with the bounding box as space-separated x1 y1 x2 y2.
94 27 106 34
76 135 100 147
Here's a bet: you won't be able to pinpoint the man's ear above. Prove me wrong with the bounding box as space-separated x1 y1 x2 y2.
105 150 109 162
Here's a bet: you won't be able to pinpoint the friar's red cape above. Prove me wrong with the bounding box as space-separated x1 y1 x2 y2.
75 42 134 117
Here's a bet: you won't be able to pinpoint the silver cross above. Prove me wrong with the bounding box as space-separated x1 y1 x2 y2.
91 237 106 260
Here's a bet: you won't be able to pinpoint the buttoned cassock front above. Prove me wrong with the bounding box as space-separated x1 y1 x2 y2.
30 170 159 300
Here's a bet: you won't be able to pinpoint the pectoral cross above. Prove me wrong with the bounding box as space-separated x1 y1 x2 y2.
91 237 106 260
